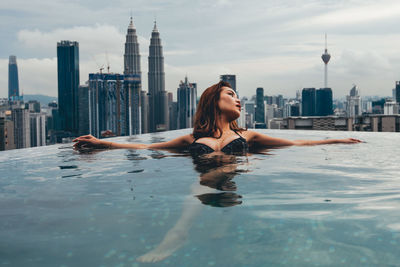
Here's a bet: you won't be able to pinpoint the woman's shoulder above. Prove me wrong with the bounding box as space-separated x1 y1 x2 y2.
237 129 263 141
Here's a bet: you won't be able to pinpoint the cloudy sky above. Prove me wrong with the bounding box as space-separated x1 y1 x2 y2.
1 0 400 100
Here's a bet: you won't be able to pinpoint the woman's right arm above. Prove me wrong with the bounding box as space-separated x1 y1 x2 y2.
73 134 194 150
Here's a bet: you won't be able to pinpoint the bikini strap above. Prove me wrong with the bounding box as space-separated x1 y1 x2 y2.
233 129 244 139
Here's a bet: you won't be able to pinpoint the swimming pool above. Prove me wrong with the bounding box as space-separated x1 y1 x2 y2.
1 129 399 266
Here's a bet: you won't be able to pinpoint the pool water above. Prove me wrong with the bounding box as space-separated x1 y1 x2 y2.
1 129 399 266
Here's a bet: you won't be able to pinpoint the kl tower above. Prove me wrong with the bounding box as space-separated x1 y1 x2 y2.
321 34 331 88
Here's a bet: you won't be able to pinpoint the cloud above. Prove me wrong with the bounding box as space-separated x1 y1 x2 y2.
17 24 126 59
281 1 400 32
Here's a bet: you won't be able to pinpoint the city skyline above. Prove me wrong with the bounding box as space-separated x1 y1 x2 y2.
1 0 400 99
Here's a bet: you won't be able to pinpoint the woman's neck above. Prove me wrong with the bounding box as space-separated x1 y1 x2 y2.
216 116 232 136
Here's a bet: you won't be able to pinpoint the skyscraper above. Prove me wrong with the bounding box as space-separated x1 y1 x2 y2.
78 85 89 136
302 88 316 116
57 40 80 135
395 81 400 104
124 17 142 135
346 85 361 117
30 113 46 147
220 75 237 93
148 21 168 132
177 76 197 129
12 108 30 149
124 17 141 76
0 117 15 151
255 87 265 124
8 55 20 100
316 88 333 116
88 73 127 138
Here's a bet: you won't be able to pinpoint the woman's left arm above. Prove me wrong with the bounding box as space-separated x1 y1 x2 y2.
245 131 362 148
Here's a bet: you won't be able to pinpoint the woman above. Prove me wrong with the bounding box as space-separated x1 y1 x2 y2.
73 81 361 151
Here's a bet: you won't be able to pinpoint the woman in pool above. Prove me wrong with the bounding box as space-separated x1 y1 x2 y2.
74 81 361 262
73 81 361 151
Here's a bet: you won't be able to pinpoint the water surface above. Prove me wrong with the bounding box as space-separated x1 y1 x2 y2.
1 129 399 266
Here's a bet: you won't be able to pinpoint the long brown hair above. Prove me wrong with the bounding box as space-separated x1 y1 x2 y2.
192 81 245 139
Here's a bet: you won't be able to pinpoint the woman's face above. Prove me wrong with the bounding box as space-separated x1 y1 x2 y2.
218 87 241 121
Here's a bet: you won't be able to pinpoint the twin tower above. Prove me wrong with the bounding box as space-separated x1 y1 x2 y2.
124 17 168 133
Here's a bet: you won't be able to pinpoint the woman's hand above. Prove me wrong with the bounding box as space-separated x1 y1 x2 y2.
73 135 110 149
337 138 363 144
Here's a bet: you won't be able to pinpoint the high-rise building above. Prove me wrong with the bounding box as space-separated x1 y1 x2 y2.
177 76 197 129
384 99 398 115
140 90 149 133
395 81 400 104
12 108 30 149
8 55 20 100
125 74 142 135
168 92 178 131
123 18 143 135
57 40 80 135
255 87 265 124
220 75 237 93
346 85 361 117
302 88 316 116
148 21 168 132
124 17 141 76
88 73 127 137
316 88 333 116
0 117 15 151
78 85 89 136
30 113 46 147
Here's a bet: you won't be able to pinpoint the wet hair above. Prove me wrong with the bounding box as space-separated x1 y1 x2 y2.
192 81 245 139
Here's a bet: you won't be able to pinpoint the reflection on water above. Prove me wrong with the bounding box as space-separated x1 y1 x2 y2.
192 153 249 207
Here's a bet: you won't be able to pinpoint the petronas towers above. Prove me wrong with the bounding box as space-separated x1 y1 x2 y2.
124 17 168 133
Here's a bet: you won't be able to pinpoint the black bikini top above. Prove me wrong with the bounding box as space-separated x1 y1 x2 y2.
189 131 249 156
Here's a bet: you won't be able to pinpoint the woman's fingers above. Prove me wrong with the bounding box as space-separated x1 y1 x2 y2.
73 135 94 142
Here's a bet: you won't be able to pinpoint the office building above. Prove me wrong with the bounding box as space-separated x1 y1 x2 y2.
396 81 400 104
148 21 168 132
12 108 30 149
255 87 265 124
220 75 237 93
124 17 141 76
30 113 46 147
57 40 80 135
140 91 149 133
8 55 20 100
168 92 178 131
177 76 197 129
346 85 361 117
78 85 89 135
0 117 15 150
316 88 333 116
384 99 398 115
89 73 127 137
244 101 255 128
302 88 316 116
122 18 143 135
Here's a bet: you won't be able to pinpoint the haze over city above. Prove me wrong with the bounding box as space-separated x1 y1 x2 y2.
1 0 400 99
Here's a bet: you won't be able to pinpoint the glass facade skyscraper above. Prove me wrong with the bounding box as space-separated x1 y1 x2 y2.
8 55 20 100
302 88 316 116
316 88 333 116
255 87 265 123
57 40 80 135
220 74 237 93
177 76 197 129
148 22 168 132
124 17 143 135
